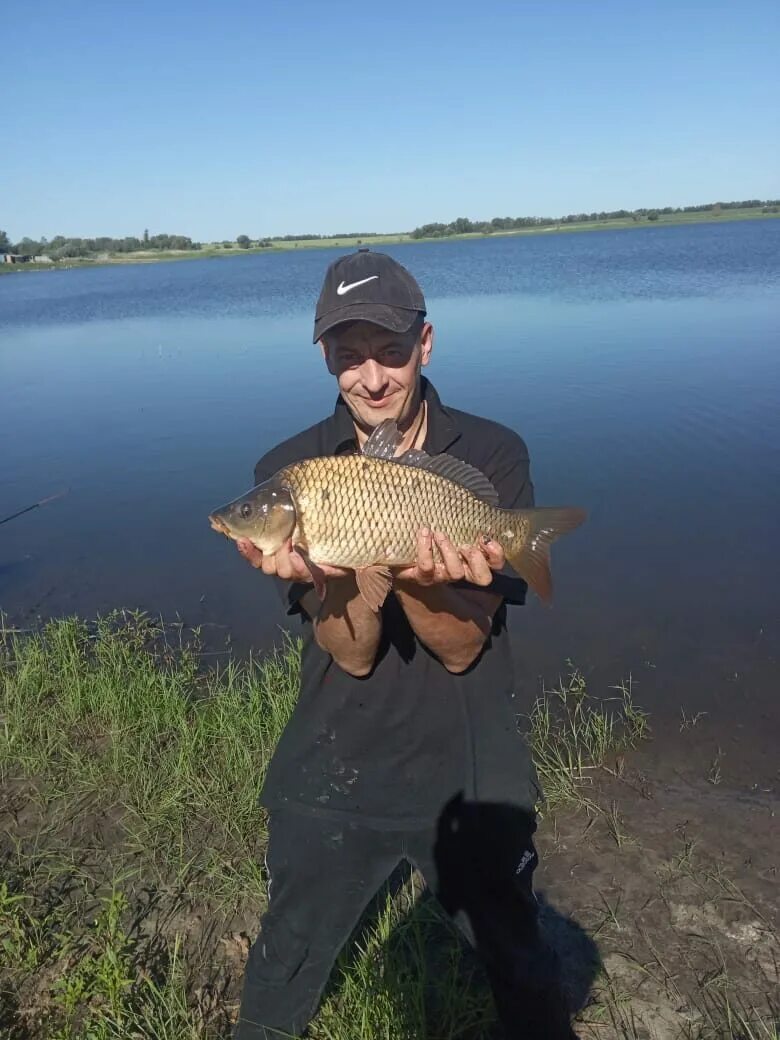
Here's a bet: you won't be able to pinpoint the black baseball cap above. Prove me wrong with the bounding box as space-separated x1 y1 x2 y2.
312 249 426 343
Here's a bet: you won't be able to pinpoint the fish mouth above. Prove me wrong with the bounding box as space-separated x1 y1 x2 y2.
208 514 233 538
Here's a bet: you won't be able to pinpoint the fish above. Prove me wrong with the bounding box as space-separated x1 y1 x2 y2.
209 419 586 611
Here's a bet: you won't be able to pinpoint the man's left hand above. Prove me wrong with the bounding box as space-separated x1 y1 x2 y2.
393 528 505 588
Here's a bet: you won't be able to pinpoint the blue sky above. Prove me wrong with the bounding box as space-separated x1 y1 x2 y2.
3 0 779 241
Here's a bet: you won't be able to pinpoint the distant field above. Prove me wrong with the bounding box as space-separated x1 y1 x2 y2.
2 207 778 274
202 206 780 254
211 206 780 254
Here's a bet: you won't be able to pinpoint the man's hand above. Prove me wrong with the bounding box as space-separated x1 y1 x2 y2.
391 528 504 673
237 537 381 677
394 529 505 588
236 538 350 582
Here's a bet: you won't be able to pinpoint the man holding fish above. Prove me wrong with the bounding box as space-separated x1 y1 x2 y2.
211 250 583 1039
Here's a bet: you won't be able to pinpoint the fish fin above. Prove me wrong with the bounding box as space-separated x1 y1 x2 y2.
355 565 393 612
296 545 327 601
397 450 500 506
397 448 429 465
503 507 587 604
363 423 500 505
363 420 402 459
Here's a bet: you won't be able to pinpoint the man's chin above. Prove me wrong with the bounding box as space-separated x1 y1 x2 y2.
355 399 403 428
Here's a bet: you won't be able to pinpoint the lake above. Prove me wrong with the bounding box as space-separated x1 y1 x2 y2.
1 220 779 787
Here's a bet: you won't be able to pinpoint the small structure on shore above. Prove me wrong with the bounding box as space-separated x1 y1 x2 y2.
2 253 53 264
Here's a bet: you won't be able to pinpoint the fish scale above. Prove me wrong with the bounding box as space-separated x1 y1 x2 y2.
279 454 507 568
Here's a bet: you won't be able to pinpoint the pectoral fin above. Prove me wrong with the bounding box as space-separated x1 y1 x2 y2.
355 565 393 612
295 545 327 601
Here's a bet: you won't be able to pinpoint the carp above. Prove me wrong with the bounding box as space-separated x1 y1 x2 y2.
209 419 585 609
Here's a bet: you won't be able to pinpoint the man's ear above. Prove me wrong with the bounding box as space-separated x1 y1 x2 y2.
319 339 336 375
419 322 434 367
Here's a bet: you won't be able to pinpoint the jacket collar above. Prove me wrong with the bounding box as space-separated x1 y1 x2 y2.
328 376 461 456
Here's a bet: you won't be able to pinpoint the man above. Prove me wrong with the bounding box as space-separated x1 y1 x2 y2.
234 250 575 1039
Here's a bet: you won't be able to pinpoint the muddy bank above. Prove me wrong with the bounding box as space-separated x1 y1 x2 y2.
541 768 778 1038
2 767 776 1038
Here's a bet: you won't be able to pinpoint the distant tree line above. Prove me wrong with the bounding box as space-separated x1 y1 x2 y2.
232 233 378 247
259 231 381 242
409 199 780 239
3 199 778 261
0 230 200 259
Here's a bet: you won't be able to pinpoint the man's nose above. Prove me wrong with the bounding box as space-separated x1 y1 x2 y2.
361 359 387 394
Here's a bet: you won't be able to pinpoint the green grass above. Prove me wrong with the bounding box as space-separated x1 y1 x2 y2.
0 612 508 1037
0 879 202 1039
1 611 298 905
0 261 62 275
528 666 648 812
0 612 775 1038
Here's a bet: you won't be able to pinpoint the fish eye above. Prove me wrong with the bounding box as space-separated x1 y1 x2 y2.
240 503 253 520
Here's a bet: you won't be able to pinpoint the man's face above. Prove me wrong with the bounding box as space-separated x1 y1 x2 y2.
321 319 433 433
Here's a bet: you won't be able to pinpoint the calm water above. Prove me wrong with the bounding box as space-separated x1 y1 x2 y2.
2 221 779 785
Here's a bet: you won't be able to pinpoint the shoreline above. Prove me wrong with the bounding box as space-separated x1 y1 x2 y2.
1 613 776 1038
2 208 778 276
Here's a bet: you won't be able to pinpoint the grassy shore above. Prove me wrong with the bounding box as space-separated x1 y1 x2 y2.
1 611 776 1038
2 207 778 275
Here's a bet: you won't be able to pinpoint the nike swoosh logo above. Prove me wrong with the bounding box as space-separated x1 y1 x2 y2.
336 276 379 295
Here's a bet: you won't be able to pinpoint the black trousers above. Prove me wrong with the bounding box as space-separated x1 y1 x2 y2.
236 796 573 1039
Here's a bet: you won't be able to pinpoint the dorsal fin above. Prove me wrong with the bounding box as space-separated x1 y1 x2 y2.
397 449 500 506
363 419 500 506
363 419 402 459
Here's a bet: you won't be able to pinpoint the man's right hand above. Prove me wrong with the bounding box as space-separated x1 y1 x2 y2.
236 538 351 583
237 537 381 676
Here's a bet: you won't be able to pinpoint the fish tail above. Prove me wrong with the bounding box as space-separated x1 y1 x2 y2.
500 507 587 603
